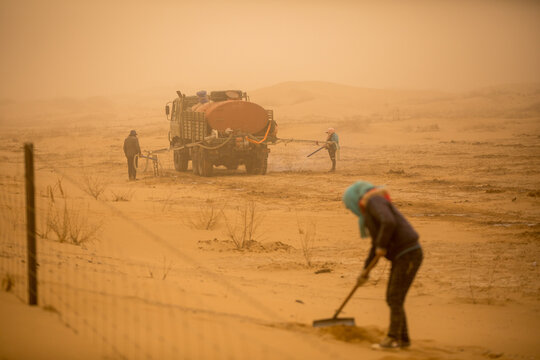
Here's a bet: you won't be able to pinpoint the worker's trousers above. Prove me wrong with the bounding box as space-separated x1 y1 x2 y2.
386 247 423 342
327 147 336 171
126 155 137 180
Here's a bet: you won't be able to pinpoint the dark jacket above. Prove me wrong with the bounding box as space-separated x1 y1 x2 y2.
363 196 419 267
123 135 141 157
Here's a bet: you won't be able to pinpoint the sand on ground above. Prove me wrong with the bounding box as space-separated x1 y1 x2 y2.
0 81 539 360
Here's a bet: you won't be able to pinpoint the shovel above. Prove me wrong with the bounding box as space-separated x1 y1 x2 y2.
312 282 360 327
312 256 380 328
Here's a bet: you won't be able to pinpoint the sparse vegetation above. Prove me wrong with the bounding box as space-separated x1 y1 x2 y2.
296 216 317 267
83 173 108 200
46 177 65 201
45 199 101 245
110 189 135 202
187 199 222 230
39 180 101 246
222 201 264 250
147 256 174 280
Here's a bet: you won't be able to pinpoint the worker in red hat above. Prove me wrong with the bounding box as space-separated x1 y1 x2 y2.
325 128 339 172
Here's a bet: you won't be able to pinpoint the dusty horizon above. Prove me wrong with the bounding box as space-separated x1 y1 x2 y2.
1 0 540 100
1 1 540 358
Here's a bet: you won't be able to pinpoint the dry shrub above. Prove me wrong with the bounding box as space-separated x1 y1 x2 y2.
39 183 101 245
222 201 264 250
45 199 100 245
296 216 317 267
147 256 174 280
46 177 65 201
110 189 135 202
83 173 107 200
187 199 222 230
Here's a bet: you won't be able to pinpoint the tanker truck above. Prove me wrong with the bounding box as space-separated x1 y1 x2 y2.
165 90 277 177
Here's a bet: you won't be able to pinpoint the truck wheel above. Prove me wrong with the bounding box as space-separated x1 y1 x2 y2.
246 148 268 175
198 149 213 177
226 161 239 170
245 156 255 174
253 153 268 175
192 148 200 175
258 152 268 175
174 149 189 171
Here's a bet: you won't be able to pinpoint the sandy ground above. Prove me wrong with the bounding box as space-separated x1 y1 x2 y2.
0 82 539 360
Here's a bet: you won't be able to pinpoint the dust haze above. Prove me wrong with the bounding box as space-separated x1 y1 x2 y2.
1 0 539 99
1 1 540 360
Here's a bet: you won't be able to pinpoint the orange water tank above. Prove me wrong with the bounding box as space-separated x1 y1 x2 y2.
193 100 268 134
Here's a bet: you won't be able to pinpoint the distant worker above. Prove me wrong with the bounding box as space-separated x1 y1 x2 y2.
325 128 339 172
343 181 423 350
123 130 142 181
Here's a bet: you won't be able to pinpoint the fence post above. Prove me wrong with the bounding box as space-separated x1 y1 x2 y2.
24 143 38 305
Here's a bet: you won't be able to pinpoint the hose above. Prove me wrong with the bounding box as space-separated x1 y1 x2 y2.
192 133 234 150
245 123 271 144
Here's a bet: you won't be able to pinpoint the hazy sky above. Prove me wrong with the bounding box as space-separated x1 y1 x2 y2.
1 0 539 99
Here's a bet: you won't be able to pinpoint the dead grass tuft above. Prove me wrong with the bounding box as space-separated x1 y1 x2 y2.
39 182 101 246
222 201 264 250
110 189 135 202
83 173 108 200
296 215 317 267
147 256 174 280
187 199 222 230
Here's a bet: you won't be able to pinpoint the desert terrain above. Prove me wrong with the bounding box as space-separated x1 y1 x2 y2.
1 81 539 360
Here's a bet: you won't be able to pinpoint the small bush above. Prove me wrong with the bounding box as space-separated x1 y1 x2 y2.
46 199 100 245
187 199 222 230
296 217 317 267
83 173 107 200
222 201 264 250
147 256 174 280
45 177 65 202
39 186 101 246
110 189 135 202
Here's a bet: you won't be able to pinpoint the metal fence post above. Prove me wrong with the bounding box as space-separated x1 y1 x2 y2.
24 143 37 305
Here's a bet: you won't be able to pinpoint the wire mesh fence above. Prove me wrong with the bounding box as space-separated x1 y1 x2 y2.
0 143 333 360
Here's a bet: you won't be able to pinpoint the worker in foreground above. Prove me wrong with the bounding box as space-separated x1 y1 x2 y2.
325 128 339 172
123 130 142 181
343 181 423 350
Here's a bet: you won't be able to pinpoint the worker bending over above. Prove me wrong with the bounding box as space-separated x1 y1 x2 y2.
343 181 423 350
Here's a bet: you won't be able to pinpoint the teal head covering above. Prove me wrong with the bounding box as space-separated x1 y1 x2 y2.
343 181 375 238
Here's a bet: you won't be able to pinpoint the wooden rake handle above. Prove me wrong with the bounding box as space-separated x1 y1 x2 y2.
332 255 381 319
332 283 360 319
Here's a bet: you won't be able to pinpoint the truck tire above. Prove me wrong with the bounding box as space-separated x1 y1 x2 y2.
245 156 255 174
225 161 239 170
258 152 268 175
173 149 189 171
198 149 213 177
192 148 200 175
245 148 268 175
